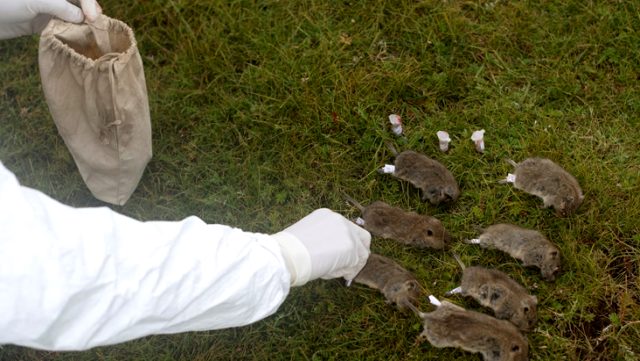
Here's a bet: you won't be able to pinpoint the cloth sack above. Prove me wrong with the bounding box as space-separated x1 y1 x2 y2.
38 15 152 205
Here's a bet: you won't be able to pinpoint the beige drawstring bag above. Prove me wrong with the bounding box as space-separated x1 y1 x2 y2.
38 15 152 205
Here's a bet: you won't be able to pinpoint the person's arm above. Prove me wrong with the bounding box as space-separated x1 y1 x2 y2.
0 162 370 350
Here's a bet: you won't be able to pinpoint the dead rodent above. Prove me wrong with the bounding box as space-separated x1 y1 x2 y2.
353 253 422 312
446 254 538 331
380 144 460 205
503 158 584 216
344 195 450 250
409 298 529 361
467 223 561 281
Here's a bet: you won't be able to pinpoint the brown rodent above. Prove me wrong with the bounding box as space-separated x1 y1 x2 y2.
409 298 529 361
503 158 584 216
353 253 422 312
467 223 561 281
446 254 538 331
344 195 450 250
381 144 460 205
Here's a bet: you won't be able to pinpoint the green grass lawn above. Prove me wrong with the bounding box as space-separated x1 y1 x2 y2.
1 0 639 360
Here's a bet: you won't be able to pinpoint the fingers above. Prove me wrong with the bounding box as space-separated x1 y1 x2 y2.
34 0 102 24
0 0 103 39
78 0 102 22
338 222 371 282
35 0 84 23
317 211 371 282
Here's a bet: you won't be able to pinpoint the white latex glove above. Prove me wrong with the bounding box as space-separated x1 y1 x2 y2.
0 0 102 40
272 208 371 286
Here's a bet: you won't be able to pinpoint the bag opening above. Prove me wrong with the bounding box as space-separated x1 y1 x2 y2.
53 23 132 60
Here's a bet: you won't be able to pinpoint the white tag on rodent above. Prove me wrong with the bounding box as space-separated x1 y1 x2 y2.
355 217 365 226
505 173 516 183
429 295 442 306
380 164 396 174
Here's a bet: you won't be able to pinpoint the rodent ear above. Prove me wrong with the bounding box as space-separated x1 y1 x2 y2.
549 250 559 258
511 344 521 353
423 187 440 203
444 187 456 199
427 187 439 196
405 281 417 290
389 284 401 293
557 200 568 214
427 229 434 236
416 332 428 344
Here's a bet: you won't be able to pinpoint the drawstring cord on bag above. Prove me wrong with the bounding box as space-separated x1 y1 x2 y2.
88 18 123 141
94 53 123 200
105 56 122 129
95 54 122 144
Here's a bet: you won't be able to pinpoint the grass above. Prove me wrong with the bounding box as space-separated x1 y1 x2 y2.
1 0 639 360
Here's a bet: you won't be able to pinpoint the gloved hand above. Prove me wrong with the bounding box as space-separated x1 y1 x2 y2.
273 208 371 286
0 0 102 40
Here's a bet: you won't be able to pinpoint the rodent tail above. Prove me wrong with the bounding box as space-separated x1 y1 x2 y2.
504 158 518 167
404 300 426 320
385 141 399 156
342 192 365 211
452 252 466 270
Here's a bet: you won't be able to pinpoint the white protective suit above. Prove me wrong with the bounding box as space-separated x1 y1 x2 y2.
0 161 370 351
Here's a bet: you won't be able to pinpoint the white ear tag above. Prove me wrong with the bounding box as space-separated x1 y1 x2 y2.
379 164 396 174
428 295 442 307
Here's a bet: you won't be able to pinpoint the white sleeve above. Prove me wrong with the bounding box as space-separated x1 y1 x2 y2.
0 161 291 351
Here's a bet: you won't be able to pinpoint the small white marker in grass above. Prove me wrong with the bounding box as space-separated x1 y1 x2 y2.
388 114 403 136
446 286 462 295
471 129 485 153
437 131 451 152
379 164 396 174
468 238 481 244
